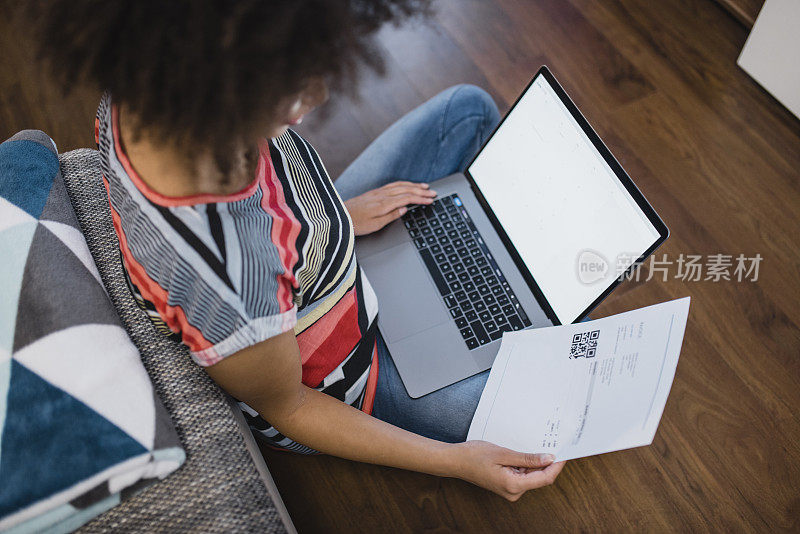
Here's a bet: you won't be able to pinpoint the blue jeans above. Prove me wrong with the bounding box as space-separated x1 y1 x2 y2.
335 85 502 443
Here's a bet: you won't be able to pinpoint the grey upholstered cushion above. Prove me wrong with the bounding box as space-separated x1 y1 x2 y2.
60 148 286 533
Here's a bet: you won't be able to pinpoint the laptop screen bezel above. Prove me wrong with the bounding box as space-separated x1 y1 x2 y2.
463 65 669 325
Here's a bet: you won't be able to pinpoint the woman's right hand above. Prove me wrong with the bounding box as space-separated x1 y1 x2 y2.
452 440 566 501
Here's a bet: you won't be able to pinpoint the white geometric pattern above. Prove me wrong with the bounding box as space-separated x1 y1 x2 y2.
13 324 156 449
0 197 35 232
0 222 37 352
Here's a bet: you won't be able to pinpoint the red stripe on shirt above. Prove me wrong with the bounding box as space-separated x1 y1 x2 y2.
101 175 214 353
296 288 357 365
258 140 300 313
296 288 362 387
360 343 379 415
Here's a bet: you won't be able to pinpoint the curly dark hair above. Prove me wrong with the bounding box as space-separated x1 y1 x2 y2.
26 0 430 171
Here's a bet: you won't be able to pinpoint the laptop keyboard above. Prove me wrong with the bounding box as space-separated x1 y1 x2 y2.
402 194 532 350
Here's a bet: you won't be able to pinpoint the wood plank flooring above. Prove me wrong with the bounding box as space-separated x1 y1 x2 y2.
713 0 764 27
2 0 798 532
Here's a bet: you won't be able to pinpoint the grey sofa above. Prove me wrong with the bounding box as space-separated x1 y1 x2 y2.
59 148 295 533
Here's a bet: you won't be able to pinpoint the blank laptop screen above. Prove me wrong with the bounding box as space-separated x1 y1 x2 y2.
468 74 660 324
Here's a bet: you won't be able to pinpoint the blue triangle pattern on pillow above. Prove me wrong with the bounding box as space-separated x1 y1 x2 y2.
0 360 148 518
0 140 58 219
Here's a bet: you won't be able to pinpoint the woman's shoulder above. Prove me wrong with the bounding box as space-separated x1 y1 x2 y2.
269 129 328 180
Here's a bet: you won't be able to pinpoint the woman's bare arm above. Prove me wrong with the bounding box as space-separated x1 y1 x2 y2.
205 331 564 501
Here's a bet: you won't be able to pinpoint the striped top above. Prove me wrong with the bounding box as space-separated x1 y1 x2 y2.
96 94 379 453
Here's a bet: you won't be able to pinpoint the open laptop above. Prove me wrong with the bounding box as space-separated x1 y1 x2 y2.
355 66 669 398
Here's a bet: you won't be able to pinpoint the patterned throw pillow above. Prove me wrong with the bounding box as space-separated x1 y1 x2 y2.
0 131 185 533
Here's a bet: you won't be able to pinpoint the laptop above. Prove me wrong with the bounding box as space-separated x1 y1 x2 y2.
355 66 669 398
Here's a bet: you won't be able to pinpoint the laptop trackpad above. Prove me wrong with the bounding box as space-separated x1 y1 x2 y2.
359 242 451 344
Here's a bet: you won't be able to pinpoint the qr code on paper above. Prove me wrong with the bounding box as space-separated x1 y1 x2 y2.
569 330 599 359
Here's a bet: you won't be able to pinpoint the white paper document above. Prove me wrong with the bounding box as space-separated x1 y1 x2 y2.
467 297 691 462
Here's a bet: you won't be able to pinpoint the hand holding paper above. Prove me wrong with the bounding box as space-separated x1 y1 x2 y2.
467 297 690 462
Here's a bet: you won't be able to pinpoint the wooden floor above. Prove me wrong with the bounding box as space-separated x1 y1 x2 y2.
3 0 799 532
714 0 764 27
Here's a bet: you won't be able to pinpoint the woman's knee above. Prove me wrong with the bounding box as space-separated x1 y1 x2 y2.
442 84 501 137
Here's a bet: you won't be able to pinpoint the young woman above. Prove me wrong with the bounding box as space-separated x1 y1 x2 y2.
33 1 565 501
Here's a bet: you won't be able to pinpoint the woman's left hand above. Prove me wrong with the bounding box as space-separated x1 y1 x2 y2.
344 181 437 236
